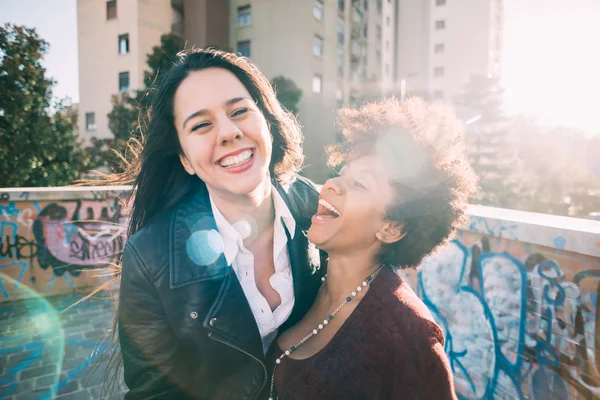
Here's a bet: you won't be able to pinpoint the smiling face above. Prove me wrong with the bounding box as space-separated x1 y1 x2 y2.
174 68 273 197
308 155 404 258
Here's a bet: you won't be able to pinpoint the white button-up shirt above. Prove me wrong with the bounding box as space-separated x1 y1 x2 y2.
209 186 296 354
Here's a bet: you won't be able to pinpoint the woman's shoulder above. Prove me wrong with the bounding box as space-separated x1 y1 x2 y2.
371 269 444 346
124 206 179 278
277 175 320 227
284 175 320 202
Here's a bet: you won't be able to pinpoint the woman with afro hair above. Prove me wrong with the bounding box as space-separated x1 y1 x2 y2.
265 97 478 400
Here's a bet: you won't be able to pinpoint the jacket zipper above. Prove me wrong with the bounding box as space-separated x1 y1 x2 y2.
208 331 268 400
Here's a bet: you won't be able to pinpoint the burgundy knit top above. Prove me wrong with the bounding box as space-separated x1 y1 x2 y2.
266 267 457 400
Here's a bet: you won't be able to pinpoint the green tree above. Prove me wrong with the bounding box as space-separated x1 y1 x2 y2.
456 75 524 208
89 33 185 171
271 76 302 115
0 23 88 187
511 117 600 216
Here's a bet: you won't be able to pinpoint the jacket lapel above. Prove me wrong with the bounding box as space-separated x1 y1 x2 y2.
169 183 264 361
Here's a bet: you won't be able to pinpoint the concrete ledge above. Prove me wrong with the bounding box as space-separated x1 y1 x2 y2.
466 204 600 258
0 186 132 202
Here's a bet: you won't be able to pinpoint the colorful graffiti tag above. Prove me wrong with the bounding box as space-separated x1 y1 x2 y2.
402 233 600 399
1 192 127 301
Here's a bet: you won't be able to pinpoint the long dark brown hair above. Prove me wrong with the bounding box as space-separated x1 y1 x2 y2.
110 48 304 236
92 48 304 395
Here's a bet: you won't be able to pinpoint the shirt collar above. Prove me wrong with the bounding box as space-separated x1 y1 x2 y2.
209 184 296 266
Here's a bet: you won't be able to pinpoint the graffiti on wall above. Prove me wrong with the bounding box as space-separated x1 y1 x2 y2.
402 234 600 399
0 194 127 301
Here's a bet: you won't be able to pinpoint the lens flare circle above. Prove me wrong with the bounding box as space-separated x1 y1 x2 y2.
186 229 224 266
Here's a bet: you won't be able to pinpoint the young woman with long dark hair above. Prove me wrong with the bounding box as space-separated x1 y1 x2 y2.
106 49 324 399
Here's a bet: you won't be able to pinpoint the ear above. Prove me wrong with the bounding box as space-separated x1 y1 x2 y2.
375 221 406 244
179 153 195 175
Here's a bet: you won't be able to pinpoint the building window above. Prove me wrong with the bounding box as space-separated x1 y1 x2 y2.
376 0 382 14
436 0 446 5
435 43 445 54
433 90 444 99
314 0 324 20
336 88 343 107
106 0 117 20
337 48 344 69
85 112 96 131
352 41 361 56
237 40 251 58
353 7 363 24
386 16 390 26
237 5 252 26
313 36 324 57
435 20 445 30
118 34 129 54
338 0 345 13
312 75 322 93
119 71 129 92
364 0 368 10
385 40 389 51
434 67 444 77
337 18 345 45
376 25 382 39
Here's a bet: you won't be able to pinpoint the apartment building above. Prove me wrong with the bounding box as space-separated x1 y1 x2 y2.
77 0 228 144
77 0 503 180
228 0 394 179
395 0 503 102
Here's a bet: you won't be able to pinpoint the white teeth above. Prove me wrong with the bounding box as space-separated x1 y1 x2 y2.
220 149 253 167
319 199 341 216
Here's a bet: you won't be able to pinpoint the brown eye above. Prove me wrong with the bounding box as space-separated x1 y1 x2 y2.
231 108 249 117
354 180 366 189
191 122 211 132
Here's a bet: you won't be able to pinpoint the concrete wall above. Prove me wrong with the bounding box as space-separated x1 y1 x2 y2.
0 187 129 303
1 188 599 398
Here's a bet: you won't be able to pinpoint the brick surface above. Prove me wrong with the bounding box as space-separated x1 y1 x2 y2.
0 294 125 399
19 365 59 381
56 390 94 400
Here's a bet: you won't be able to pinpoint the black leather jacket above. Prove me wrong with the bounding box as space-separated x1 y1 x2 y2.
118 177 325 399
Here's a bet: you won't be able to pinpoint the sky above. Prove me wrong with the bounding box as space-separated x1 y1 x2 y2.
1 0 599 134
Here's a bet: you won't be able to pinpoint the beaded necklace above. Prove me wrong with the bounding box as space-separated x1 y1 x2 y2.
268 265 384 400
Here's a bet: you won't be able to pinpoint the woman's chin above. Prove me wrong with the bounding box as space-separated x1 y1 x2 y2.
216 168 270 195
307 225 334 251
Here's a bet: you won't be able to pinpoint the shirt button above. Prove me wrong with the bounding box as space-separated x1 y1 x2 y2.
190 311 198 319
209 317 218 327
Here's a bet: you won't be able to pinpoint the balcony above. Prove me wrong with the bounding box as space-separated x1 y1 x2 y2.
0 187 599 399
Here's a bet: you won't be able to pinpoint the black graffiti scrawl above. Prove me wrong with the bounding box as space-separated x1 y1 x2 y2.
33 200 125 277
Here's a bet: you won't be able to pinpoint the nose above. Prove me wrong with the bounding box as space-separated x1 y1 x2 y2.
216 114 243 145
322 176 344 196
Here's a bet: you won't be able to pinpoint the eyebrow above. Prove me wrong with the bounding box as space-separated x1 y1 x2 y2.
357 169 379 183
182 97 249 129
340 166 379 183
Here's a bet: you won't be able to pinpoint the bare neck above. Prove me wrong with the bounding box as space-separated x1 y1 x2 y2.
323 250 381 303
208 178 275 234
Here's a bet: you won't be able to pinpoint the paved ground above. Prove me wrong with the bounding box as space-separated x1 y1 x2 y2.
0 293 125 400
